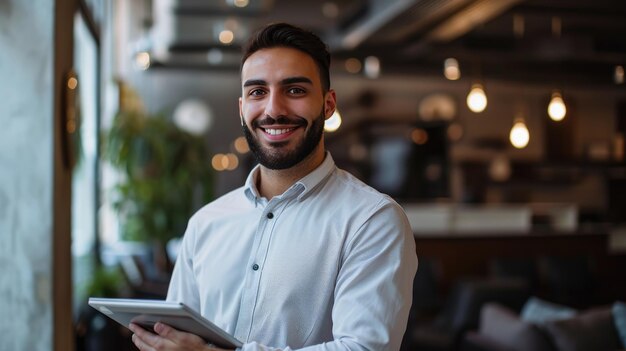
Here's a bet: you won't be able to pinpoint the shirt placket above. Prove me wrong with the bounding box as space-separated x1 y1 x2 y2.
233 198 281 342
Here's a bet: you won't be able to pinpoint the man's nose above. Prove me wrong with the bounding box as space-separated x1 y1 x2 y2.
264 91 288 119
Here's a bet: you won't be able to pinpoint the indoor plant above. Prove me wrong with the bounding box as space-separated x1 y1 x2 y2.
102 109 213 270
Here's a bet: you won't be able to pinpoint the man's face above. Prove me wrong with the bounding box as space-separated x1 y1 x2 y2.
239 47 336 170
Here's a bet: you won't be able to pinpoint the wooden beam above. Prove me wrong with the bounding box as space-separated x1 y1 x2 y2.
53 0 77 350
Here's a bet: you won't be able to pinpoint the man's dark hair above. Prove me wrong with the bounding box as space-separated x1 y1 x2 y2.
241 23 331 91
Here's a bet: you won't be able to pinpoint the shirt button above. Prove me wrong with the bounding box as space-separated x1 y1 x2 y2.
266 212 274 219
252 264 259 271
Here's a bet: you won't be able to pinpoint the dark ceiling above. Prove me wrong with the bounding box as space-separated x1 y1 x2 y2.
148 0 626 87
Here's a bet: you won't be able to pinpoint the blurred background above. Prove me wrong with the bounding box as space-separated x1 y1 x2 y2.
1 0 626 350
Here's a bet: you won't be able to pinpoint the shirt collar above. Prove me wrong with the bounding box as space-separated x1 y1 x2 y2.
243 152 336 204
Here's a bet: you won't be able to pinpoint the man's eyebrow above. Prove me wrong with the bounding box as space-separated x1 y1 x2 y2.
243 76 313 88
243 79 267 88
281 77 312 85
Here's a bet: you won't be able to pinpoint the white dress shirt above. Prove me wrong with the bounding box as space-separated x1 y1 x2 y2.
167 153 418 351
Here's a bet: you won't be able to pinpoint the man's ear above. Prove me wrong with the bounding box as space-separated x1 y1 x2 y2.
238 97 244 126
324 89 337 120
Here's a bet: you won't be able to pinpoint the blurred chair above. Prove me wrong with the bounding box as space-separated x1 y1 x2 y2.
401 258 443 351
408 278 529 351
540 255 595 308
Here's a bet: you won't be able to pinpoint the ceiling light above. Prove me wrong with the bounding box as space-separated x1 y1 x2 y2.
219 30 234 45
510 117 530 149
548 91 566 122
225 153 239 170
443 58 460 80
212 154 226 171
615 65 625 85
345 58 362 74
234 136 249 154
231 0 249 8
419 93 456 121
466 83 487 113
411 128 429 145
364 56 380 79
173 99 213 135
324 110 342 132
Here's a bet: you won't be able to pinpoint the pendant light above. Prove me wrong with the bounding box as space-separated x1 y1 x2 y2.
466 83 487 113
548 91 567 121
444 58 461 80
510 116 530 149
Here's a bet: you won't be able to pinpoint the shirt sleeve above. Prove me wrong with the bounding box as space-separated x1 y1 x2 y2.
237 200 418 351
166 216 201 310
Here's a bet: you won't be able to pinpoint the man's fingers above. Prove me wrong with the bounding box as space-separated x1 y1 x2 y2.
130 322 228 350
129 323 172 350
153 322 209 348
132 333 155 351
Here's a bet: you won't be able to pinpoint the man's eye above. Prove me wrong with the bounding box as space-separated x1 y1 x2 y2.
249 89 266 97
288 87 306 94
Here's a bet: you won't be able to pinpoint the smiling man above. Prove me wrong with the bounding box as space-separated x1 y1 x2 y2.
130 23 417 351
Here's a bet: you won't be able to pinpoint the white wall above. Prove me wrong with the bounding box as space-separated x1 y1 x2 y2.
0 0 54 350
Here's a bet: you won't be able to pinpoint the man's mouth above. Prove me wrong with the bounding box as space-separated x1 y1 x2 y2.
262 127 296 135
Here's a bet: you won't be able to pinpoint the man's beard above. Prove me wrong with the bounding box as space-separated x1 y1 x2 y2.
242 109 325 170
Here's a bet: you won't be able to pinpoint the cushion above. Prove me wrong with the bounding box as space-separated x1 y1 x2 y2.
613 301 626 347
479 303 554 351
520 297 576 324
543 306 622 351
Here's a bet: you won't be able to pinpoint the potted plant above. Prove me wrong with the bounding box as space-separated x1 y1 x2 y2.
102 109 213 272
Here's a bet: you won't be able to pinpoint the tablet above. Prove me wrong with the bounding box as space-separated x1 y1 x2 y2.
88 297 243 349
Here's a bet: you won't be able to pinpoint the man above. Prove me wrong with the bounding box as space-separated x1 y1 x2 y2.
130 22 417 351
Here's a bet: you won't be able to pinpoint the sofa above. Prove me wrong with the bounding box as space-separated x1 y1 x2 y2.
461 299 626 351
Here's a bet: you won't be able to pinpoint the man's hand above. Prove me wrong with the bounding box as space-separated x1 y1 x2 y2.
129 322 233 351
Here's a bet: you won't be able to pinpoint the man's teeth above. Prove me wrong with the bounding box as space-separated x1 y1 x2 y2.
264 128 294 135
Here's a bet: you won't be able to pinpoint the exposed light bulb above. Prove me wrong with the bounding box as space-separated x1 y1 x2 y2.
324 110 342 132
225 153 239 170
345 58 361 74
444 58 460 80
548 92 566 121
212 153 239 171
173 99 213 135
467 83 487 113
510 118 530 149
233 0 249 8
219 30 234 44
233 136 249 154
212 154 226 171
411 128 429 145
364 56 380 79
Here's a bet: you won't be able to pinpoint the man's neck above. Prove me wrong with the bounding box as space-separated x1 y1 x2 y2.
256 146 326 200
